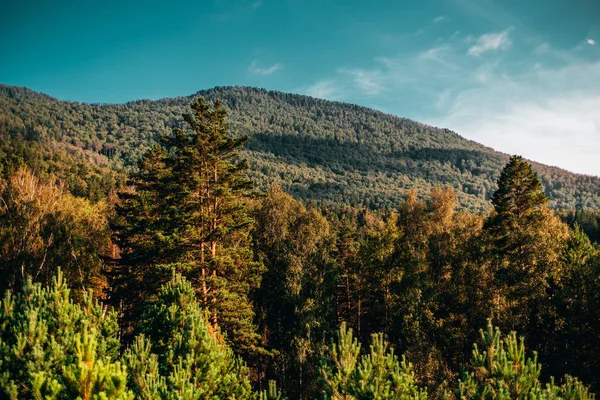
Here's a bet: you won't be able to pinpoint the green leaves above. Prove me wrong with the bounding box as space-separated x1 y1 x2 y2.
125 272 254 400
115 97 263 357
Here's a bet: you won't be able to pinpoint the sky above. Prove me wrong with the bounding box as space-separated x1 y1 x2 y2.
1 0 600 176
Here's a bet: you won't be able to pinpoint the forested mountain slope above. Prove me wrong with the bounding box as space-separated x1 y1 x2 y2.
1 84 599 211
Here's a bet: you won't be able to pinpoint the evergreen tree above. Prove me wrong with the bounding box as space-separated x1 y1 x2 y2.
0 270 132 399
124 272 254 399
485 156 569 332
320 323 427 400
457 320 593 399
538 226 600 390
114 98 264 356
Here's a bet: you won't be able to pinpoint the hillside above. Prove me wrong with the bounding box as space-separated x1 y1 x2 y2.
1 84 599 211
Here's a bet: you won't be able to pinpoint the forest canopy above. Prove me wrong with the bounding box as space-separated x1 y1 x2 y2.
2 84 600 212
0 94 600 399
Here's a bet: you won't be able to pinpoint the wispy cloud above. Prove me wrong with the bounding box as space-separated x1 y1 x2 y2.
586 38 596 46
304 80 341 100
308 25 600 175
429 61 600 175
252 0 263 9
248 60 284 75
467 29 512 56
339 68 387 95
433 15 448 23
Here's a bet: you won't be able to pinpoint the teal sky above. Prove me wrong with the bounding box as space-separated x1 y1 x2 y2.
2 0 600 175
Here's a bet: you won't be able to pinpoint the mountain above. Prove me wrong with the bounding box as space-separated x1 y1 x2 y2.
1 83 599 211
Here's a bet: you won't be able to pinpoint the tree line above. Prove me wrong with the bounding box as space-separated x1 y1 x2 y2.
1 98 600 399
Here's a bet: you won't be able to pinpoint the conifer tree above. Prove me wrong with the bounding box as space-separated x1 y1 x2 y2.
320 323 427 400
485 156 569 332
538 226 600 390
0 270 132 399
124 272 254 399
115 98 264 356
457 320 593 399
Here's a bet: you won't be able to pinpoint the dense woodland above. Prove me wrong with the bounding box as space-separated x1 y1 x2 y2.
2 84 600 212
1 91 600 399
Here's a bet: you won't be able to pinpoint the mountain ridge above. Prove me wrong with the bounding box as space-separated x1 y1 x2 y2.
1 83 599 211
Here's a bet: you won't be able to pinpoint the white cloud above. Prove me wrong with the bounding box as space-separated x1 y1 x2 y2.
252 0 263 9
429 61 600 175
339 68 387 95
304 80 341 100
248 60 283 75
304 29 600 175
420 47 443 59
586 38 596 46
467 29 512 56
433 15 448 23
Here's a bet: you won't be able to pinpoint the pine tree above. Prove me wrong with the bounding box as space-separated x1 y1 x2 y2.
485 156 569 332
0 270 132 399
114 98 264 356
456 320 593 399
320 323 427 400
112 145 177 338
124 272 254 399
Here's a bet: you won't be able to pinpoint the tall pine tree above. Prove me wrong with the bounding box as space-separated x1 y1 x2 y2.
114 98 264 357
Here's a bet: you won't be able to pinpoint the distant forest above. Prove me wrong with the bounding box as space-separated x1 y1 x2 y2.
1 93 600 399
2 84 600 212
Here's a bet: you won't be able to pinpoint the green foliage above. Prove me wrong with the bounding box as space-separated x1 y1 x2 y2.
0 270 132 399
485 156 570 333
457 321 593 399
558 209 600 243
122 335 166 399
1 88 600 399
534 225 600 391
253 186 337 398
321 322 427 400
2 84 599 212
114 97 264 357
124 272 254 399
258 381 285 400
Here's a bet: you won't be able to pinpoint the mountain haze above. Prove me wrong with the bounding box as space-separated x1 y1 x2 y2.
1 84 599 211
